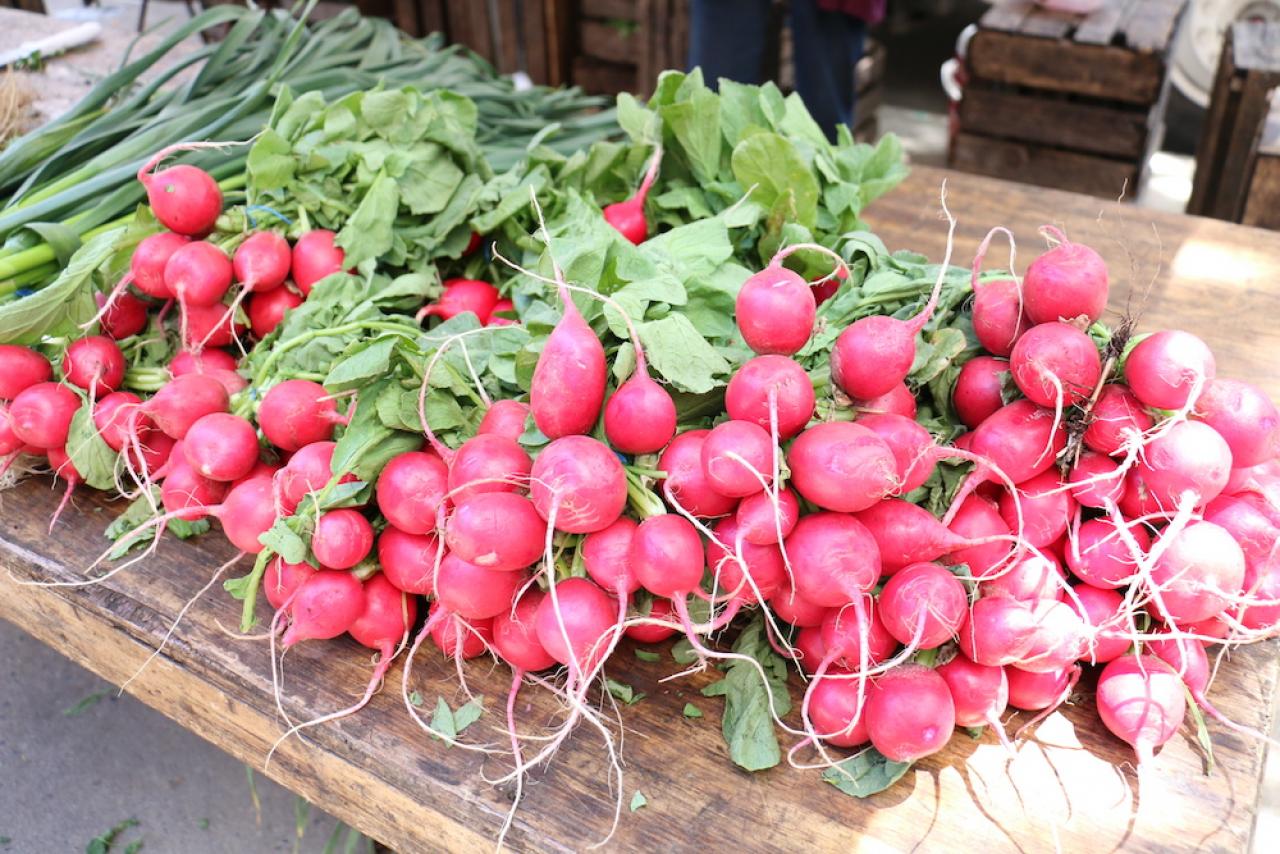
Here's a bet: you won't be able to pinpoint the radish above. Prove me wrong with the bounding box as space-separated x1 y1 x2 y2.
1203 494 1279 567
311 509 375 570
0 345 53 401
735 263 816 356
1067 452 1124 508
160 458 227 521
279 441 347 511
1069 585 1130 663
170 348 237 377
1147 521 1245 623
137 152 222 236
857 413 936 494
864 664 956 762
724 355 815 440
972 278 1028 357
435 553 529 620
944 495 1012 579
377 450 448 536
854 382 918 420
534 577 617 674
1084 384 1154 456
784 512 881 607
182 303 244 349
376 527 440 596
937 654 1011 735
247 285 303 338
93 392 147 452
1067 518 1151 589
1194 378 1279 468
789 625 829 674
968 399 1067 485
445 492 546 571
530 286 606 439
478 399 530 442
281 570 366 647
810 264 845 306
62 336 125 397
604 370 677 455
1233 559 1280 631
979 551 1065 601
953 356 1010 429
1006 662 1078 711
998 471 1075 548
493 589 556 672
603 146 661 244
787 422 896 512
232 232 291 292
736 486 800 545
448 433 532 502
818 597 897 669
8 383 79 449
429 608 494 660
1095 655 1186 766
292 230 345 295
124 432 174 482
130 232 190 298
263 557 316 611
1124 330 1216 410
1009 321 1101 408
417 278 500 324
1015 599 1087 672
214 476 279 553
630 514 705 599
582 517 639 596
857 499 968 574
706 516 786 604
164 242 232 307
878 562 968 648
701 419 774 497
349 572 418 654
657 430 740 518
45 446 82 527
959 595 1038 666
807 673 870 747
624 597 679 642
770 578 829 627
1127 420 1232 511
1022 237 1109 324
96 292 148 340
0 402 23 456
487 299 517 326
529 435 626 534
258 380 345 453
182 412 260 482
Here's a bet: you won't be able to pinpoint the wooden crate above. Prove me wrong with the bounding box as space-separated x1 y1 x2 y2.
952 0 1185 199
1187 21 1280 223
571 0 687 96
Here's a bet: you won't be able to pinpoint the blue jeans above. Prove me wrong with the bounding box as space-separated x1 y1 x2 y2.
687 0 866 140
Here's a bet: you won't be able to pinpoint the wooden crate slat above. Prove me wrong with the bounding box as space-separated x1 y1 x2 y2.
958 85 1150 158
392 0 421 37
578 0 638 20
1019 8 1076 39
967 33 1166 103
1074 0 1135 45
572 56 638 94
979 0 1036 32
950 131 1139 198
579 17 642 64
444 0 494 61
1243 153 1280 228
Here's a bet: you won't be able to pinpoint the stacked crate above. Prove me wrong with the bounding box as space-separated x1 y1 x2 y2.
952 0 1186 199
571 0 688 95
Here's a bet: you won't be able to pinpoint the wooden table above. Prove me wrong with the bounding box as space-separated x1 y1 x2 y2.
3 165 1280 853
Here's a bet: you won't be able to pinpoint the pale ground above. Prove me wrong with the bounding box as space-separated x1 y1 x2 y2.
2 1 1275 852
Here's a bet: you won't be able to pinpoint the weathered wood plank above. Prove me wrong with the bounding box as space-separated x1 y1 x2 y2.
579 18 641 65
577 0 637 21
967 31 1166 104
3 167 1280 853
950 131 1140 198
958 84 1151 158
1243 154 1280 228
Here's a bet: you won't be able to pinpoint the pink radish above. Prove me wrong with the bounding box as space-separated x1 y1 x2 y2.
1147 521 1245 623
865 664 956 762
878 562 968 648
347 572 418 678
215 476 279 553
1022 237 1109 324
477 399 530 442
1127 420 1232 511
603 146 661 244
0 345 53 401
448 433 531 502
376 527 440 596
807 673 870 747
170 348 237 377
529 435 626 534
279 441 347 511
233 232 291 292
857 412 936 494
959 595 1038 666
247 285 303 338
630 514 705 599
263 557 316 611
818 598 897 669
530 286 606 439
706 516 786 604
182 303 244 349
789 625 829 674
292 230 345 295
735 263 816 356
1015 599 1087 672
787 421 897 513
137 153 222 236
701 419 774 497
435 553 529 620
311 509 375 570
1066 518 1151 589
857 499 967 574
998 470 1075 548
854 382 918 419
445 492 546 571
1009 321 1102 408
1084 384 1154 455
972 278 1028 357
1124 330 1216 410
582 517 640 596
282 571 366 646
724 355 816 440
164 242 232 307
1068 452 1124 508
604 370 677 455
487 299 516 326
770 578 829 627
376 450 448 536
1006 662 1077 711
1095 655 1186 766
937 654 1012 736
1069 585 1130 663
1204 494 1279 567
968 399 1067 485
130 232 190 298
417 278 500 324
624 597 679 643
258 380 345 453
944 495 1012 579
493 590 556 671
1194 378 1279 468
429 608 494 660
980 550 1065 601
657 430 739 518
182 412 259 482
8 383 78 449
534 577 617 674
96 292 148 340
953 356 1009 429
94 393 147 453
735 486 800 545
62 336 125 397
784 511 881 607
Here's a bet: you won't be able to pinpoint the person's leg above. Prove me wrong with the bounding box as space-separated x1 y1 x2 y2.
789 0 866 140
687 0 773 89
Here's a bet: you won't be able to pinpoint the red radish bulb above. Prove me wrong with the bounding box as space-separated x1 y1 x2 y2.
232 232 291 292
1022 240 1109 324
140 163 222 236
62 336 125 397
247 285 303 338
291 230 345 295
735 263 816 356
131 232 190 298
